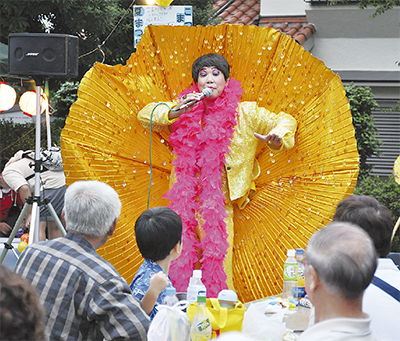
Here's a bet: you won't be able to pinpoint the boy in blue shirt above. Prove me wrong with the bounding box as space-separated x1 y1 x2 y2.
130 207 182 320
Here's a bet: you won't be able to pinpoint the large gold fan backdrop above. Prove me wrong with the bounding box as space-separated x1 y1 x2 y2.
61 24 359 302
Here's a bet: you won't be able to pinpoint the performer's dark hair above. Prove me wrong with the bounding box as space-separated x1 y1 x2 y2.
135 206 182 262
192 53 230 82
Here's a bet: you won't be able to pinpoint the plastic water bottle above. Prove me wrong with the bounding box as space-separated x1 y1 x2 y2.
162 287 179 306
190 295 212 341
283 249 298 300
296 248 306 298
187 270 207 305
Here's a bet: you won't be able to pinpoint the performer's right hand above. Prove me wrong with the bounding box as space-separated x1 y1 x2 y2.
168 93 204 119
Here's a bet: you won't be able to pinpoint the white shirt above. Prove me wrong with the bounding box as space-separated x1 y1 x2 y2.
363 258 400 341
298 314 379 341
2 157 65 193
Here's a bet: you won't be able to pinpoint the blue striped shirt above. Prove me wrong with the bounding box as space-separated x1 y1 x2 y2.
14 233 150 340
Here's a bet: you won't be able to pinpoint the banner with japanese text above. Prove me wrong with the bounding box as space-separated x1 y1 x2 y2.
133 6 193 47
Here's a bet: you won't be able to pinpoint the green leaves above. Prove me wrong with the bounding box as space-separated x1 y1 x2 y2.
354 175 400 251
331 0 400 18
345 84 381 178
52 81 79 118
0 119 63 159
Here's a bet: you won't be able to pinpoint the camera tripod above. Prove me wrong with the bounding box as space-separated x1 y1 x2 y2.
0 193 66 263
0 78 66 264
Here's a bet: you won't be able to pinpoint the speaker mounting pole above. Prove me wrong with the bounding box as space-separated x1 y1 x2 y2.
2 33 78 248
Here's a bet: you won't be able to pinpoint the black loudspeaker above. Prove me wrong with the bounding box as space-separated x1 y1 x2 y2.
8 33 79 78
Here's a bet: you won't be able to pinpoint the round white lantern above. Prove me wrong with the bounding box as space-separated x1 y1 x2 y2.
19 89 49 117
0 82 17 112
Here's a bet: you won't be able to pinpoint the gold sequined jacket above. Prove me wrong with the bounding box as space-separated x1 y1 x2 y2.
137 101 297 208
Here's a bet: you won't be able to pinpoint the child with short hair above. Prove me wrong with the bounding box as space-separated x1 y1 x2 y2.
130 206 182 319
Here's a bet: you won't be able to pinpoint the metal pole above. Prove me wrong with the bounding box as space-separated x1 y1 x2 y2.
45 79 51 149
28 81 43 245
46 106 51 150
45 199 66 237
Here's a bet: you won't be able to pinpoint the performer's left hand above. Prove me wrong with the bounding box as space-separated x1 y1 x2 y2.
254 132 282 150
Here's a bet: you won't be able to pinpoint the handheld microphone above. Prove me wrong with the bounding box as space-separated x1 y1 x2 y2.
171 88 213 112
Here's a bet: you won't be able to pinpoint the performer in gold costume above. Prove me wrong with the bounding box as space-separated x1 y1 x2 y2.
137 53 297 296
61 25 359 302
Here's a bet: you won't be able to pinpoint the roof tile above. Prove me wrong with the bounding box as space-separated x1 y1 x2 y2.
214 0 260 26
213 1 315 46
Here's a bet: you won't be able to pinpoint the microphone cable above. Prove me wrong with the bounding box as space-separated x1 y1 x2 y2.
147 102 172 209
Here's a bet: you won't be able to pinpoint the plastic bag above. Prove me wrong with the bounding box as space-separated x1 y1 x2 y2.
147 300 190 341
242 300 288 341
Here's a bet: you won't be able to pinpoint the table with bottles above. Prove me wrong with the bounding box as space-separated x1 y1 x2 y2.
243 295 311 335
171 248 310 339
242 247 311 336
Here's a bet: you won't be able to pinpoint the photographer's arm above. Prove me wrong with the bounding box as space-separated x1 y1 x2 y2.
17 185 32 228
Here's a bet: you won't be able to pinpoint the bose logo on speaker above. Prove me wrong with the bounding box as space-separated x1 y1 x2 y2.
26 53 40 57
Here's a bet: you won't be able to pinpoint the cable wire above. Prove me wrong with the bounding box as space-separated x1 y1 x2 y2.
147 102 172 209
79 0 137 60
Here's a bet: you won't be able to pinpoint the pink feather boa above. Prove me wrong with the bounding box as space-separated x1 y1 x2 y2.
167 79 243 296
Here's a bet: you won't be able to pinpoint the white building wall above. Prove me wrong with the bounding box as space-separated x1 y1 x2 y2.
306 6 400 73
310 38 400 72
260 0 310 17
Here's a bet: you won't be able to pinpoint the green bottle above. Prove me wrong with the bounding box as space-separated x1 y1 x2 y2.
190 295 212 341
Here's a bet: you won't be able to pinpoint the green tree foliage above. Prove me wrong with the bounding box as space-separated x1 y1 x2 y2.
345 84 381 179
0 120 36 159
357 0 400 18
0 119 63 160
332 0 400 17
52 81 79 118
354 175 400 251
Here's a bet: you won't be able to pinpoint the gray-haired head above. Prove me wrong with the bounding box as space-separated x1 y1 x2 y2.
305 221 377 300
64 181 122 238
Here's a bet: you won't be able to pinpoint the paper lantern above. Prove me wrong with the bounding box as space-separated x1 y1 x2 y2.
0 82 17 112
19 89 49 117
155 0 174 6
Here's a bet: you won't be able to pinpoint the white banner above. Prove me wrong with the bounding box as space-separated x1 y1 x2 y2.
133 6 193 47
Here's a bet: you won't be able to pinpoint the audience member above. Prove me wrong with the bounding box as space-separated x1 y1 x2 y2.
0 264 45 341
298 222 378 340
333 195 400 341
0 158 23 237
130 206 182 320
0 151 66 240
14 180 150 340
